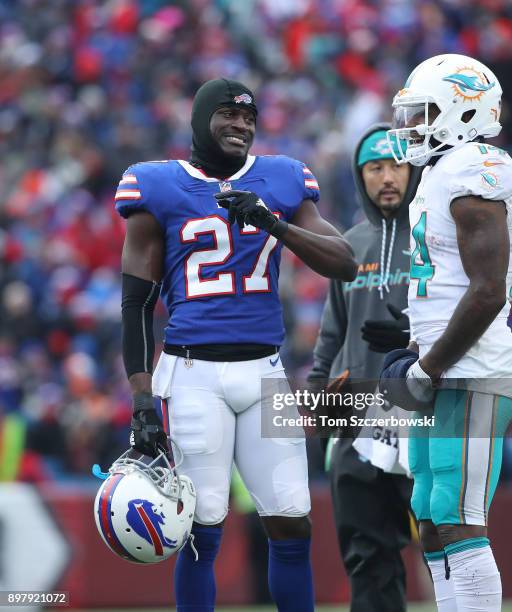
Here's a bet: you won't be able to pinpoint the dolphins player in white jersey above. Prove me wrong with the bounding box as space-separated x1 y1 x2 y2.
387 54 512 611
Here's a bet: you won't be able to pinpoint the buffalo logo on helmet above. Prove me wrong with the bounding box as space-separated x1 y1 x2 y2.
442 67 495 102
126 498 177 556
233 93 252 105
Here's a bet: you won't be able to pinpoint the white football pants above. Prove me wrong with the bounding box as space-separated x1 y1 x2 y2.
152 352 311 525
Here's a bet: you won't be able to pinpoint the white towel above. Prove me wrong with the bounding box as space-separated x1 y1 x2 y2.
352 389 411 476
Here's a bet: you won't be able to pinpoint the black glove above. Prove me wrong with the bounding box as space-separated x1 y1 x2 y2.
379 348 435 412
361 303 409 353
215 190 288 238
130 392 168 458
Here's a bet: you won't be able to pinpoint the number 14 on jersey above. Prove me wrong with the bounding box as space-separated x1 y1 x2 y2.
410 211 435 297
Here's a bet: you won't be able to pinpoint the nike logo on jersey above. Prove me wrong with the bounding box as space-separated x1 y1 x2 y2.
483 160 504 167
402 249 411 256
270 355 280 367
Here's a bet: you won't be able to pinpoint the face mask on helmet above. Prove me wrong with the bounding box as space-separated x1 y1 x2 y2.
94 447 196 564
387 100 444 166
387 53 503 166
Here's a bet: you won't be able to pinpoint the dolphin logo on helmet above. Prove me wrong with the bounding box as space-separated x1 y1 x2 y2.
443 69 495 102
443 73 495 93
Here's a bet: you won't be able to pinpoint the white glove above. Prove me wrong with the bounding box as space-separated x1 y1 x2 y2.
406 360 435 403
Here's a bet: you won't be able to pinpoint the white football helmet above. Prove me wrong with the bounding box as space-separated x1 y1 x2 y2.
387 54 502 166
94 447 196 563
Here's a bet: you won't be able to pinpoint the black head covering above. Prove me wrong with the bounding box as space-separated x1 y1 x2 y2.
190 78 258 179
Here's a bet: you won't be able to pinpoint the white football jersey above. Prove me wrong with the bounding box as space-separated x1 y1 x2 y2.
408 141 512 383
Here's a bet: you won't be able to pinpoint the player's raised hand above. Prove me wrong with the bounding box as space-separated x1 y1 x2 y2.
215 189 271 228
215 189 244 226
214 190 288 238
130 391 168 458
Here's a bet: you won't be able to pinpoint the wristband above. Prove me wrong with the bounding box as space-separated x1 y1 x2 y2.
132 391 154 413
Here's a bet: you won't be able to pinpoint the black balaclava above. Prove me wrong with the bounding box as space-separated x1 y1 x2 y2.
190 78 258 179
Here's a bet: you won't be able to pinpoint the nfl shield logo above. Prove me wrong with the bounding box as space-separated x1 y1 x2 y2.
217 181 232 209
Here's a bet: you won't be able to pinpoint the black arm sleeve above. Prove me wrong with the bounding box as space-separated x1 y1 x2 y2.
121 273 161 378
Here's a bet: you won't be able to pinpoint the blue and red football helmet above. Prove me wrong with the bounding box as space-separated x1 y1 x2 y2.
94 447 196 563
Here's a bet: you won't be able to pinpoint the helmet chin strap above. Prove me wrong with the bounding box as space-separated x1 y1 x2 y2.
404 129 455 166
187 533 200 561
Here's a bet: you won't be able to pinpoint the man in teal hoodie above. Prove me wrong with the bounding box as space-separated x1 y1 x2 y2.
308 124 421 611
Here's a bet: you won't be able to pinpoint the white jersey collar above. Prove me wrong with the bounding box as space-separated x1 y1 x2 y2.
177 156 256 182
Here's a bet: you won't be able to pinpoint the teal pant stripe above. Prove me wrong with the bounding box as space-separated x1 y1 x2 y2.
445 537 490 557
483 396 497 520
485 395 512 517
459 391 473 525
424 550 445 562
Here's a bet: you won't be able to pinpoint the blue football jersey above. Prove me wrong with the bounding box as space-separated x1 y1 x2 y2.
115 155 320 346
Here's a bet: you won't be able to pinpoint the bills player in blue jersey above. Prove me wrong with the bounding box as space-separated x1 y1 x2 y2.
115 78 357 612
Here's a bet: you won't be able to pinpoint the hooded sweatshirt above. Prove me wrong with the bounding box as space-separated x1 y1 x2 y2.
308 123 421 384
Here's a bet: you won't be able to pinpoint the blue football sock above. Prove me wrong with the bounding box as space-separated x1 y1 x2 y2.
268 538 315 612
174 525 222 612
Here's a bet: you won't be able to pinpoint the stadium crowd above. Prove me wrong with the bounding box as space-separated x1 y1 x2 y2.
1 0 512 481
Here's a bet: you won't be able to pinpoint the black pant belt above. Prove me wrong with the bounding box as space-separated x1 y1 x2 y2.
163 343 279 362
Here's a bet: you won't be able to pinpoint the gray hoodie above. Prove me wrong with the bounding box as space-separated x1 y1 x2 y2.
308 123 421 383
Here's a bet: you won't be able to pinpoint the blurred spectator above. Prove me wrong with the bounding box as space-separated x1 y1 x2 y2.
0 0 511 480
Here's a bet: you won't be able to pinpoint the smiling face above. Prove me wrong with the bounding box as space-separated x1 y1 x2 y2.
209 106 256 158
361 158 410 217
